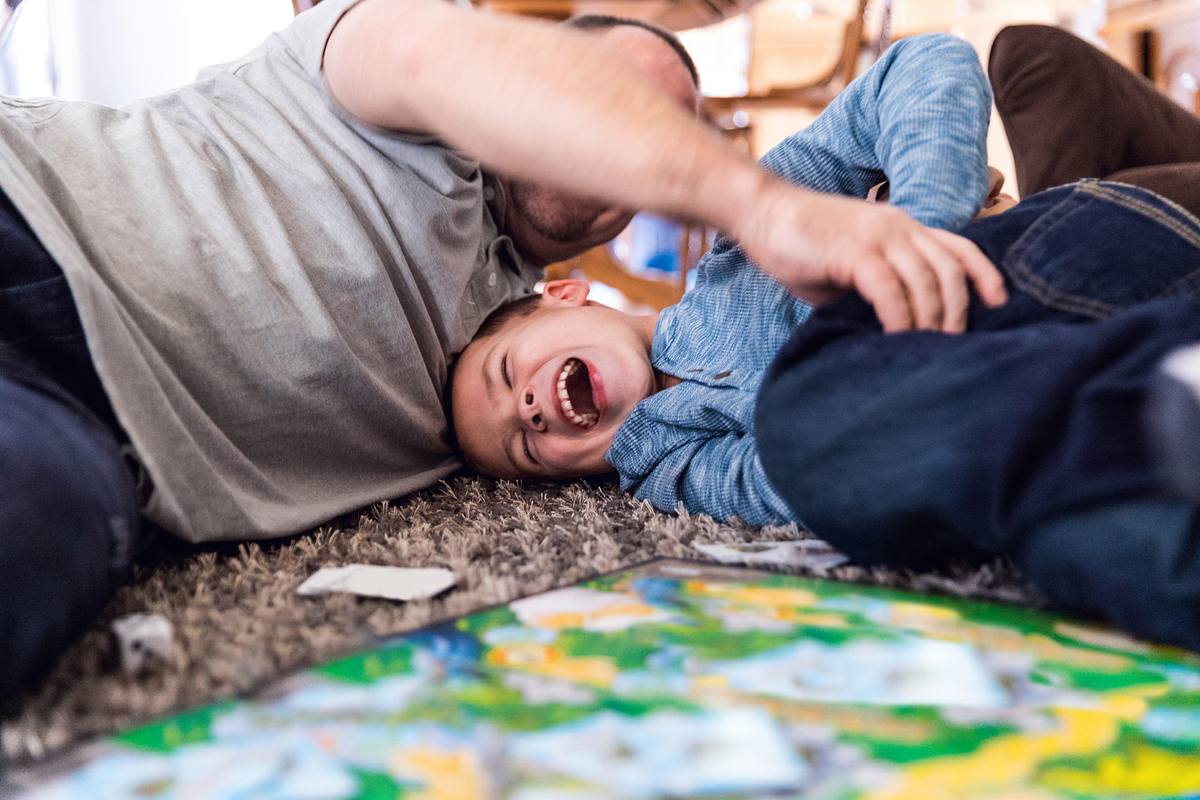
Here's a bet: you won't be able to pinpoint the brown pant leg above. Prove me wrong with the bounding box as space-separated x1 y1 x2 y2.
1107 164 1200 218
989 25 1200 197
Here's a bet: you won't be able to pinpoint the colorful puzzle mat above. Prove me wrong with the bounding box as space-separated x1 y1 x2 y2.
9 559 1200 799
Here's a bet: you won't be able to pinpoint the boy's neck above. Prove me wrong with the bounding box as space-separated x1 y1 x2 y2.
634 311 660 349
633 311 681 391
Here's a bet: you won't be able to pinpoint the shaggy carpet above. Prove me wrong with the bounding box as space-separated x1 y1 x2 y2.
1 476 1034 767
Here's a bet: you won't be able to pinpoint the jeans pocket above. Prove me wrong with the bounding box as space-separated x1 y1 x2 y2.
1003 181 1200 319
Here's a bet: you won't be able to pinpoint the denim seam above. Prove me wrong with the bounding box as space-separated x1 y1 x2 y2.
0 273 69 295
1075 183 1200 300
1004 186 1087 271
1157 270 1200 300
1006 257 1114 319
1002 187 1115 319
1082 179 1200 230
1077 181 1200 250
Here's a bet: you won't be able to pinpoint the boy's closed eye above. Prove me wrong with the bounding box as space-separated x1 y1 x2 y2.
449 279 663 481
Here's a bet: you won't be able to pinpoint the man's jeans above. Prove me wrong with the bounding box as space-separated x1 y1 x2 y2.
756 181 1200 650
0 189 138 702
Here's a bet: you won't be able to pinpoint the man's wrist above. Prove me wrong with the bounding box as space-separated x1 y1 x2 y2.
719 167 803 254
690 159 773 236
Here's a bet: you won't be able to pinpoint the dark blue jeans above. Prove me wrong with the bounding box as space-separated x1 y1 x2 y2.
0 189 139 702
757 181 1200 651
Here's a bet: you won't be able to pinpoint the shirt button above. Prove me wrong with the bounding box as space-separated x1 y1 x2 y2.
483 186 496 201
487 271 498 288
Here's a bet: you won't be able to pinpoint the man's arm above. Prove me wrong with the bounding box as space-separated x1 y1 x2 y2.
323 0 758 236
323 0 1006 331
736 34 995 330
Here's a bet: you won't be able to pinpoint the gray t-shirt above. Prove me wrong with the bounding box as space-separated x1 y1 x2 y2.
0 0 537 541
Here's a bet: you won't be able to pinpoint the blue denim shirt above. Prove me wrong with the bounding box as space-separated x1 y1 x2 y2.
605 34 993 526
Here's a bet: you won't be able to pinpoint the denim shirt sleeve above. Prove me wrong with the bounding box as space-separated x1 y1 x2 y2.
610 382 800 528
620 427 797 528
758 33 993 231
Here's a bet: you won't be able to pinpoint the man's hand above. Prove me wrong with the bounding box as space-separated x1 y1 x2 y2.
734 182 1008 333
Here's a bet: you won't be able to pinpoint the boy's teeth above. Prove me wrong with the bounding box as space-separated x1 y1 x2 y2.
555 358 596 429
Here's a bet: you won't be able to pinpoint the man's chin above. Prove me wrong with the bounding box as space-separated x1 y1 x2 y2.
511 225 599 266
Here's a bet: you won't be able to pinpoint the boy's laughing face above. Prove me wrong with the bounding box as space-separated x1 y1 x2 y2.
451 280 659 479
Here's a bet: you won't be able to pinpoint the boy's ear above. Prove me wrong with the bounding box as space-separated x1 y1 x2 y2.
541 279 590 308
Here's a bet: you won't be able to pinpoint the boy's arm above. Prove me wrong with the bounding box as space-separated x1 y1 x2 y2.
759 33 992 231
620 433 796 528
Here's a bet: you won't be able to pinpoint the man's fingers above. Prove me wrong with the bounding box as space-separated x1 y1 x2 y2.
886 243 944 331
911 232 970 334
856 259 914 333
935 230 1008 307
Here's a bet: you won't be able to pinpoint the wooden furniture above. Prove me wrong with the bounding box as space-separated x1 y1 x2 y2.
704 0 876 115
545 244 690 309
1103 0 1200 113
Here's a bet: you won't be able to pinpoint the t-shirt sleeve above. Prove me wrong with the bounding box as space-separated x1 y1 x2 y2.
279 0 368 79
275 0 447 146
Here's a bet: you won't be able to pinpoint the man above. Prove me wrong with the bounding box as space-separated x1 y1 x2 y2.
0 0 992 698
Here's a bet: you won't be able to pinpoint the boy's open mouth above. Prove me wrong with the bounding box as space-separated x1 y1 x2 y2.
556 357 599 429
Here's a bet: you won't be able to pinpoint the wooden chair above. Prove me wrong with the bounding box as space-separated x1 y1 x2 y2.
1103 0 1200 114
704 0 877 115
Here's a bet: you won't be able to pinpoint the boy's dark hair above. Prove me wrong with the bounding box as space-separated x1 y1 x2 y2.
473 291 543 340
443 292 543 456
563 14 700 89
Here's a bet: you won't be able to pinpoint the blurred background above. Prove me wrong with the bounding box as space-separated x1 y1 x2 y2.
1 0 1196 308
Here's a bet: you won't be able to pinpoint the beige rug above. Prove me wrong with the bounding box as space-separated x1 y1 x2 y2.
1 476 1032 766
